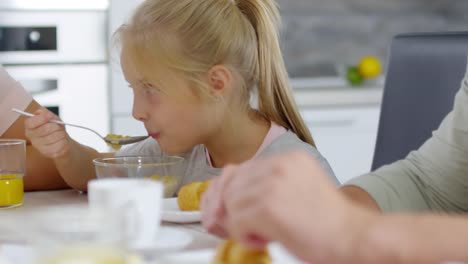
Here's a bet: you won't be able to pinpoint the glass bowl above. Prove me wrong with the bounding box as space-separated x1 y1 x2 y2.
93 155 184 197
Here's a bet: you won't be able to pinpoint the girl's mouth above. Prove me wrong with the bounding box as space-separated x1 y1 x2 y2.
149 132 161 139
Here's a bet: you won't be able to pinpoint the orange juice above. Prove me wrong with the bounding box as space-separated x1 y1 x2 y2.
0 174 24 208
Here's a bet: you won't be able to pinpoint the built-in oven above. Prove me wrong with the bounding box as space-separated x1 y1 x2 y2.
0 3 110 151
0 10 107 64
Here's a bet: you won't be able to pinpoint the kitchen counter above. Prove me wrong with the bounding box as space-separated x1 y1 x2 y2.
291 77 384 107
294 86 383 108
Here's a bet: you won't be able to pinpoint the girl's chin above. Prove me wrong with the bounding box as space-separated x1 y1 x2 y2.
158 142 189 155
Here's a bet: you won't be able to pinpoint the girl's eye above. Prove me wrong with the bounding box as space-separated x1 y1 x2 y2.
144 87 156 95
143 83 162 94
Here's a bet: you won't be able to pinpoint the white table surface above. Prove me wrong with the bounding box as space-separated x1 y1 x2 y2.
0 190 302 264
0 190 222 263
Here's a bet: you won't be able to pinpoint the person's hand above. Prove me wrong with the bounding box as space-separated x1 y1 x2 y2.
24 109 71 159
201 165 237 238
202 151 376 263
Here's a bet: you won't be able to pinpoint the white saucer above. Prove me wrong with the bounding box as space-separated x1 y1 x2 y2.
130 226 192 255
162 198 201 223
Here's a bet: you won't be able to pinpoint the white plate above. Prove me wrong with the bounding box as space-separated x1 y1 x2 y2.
162 198 201 223
130 226 192 255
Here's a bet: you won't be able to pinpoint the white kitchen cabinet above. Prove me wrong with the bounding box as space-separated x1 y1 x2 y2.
301 106 380 184
7 64 110 152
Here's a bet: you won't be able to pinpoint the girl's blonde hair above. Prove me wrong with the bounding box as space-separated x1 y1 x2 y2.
117 0 315 146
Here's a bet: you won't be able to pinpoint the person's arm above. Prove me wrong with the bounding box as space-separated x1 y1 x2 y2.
204 151 468 264
2 100 70 191
52 140 112 191
344 73 468 213
351 213 468 264
24 108 113 191
341 185 381 212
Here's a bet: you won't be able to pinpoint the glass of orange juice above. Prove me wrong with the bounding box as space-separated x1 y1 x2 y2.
0 139 25 209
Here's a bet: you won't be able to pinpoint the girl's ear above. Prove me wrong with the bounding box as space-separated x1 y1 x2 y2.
207 65 233 98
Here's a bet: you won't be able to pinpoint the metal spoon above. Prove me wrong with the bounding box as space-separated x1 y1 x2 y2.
11 108 149 146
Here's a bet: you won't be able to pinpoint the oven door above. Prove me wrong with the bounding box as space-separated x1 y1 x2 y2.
0 10 107 64
5 64 110 151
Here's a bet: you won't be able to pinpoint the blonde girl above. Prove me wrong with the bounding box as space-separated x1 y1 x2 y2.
25 0 337 193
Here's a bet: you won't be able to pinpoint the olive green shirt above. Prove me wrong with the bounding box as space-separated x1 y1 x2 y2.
345 72 468 213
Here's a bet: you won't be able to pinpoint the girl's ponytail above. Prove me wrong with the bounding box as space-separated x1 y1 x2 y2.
236 0 315 146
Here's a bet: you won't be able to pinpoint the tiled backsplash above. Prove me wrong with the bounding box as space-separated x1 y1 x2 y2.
277 0 468 77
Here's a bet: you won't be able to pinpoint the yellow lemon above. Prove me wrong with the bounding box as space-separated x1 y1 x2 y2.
358 56 382 79
212 240 271 264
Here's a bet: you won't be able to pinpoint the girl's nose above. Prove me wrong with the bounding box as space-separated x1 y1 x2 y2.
132 97 148 122
132 106 147 122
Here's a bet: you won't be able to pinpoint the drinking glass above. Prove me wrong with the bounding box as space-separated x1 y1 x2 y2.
0 139 26 209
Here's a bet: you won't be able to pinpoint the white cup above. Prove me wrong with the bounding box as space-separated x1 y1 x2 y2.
88 178 163 250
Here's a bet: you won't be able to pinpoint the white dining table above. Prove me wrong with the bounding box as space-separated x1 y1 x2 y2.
0 189 222 264
0 190 302 264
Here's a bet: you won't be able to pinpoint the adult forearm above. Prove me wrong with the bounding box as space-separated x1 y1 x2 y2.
353 214 468 264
